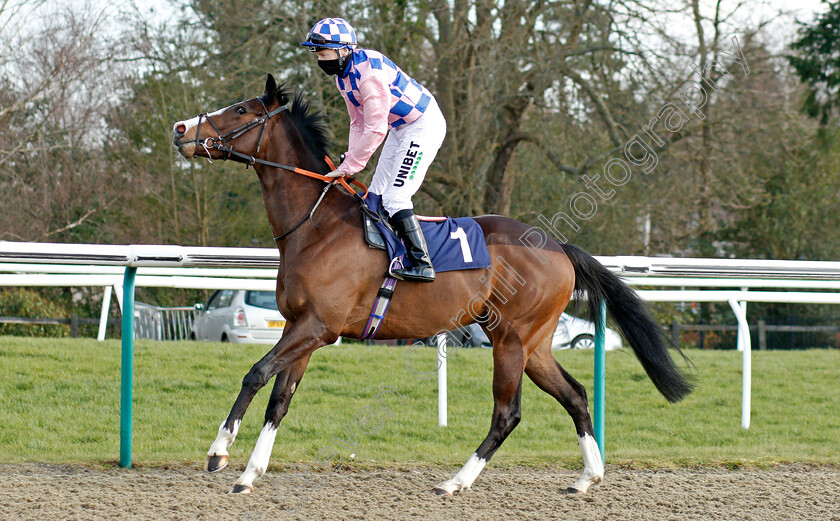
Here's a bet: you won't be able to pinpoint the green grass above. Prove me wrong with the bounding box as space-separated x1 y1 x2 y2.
0 336 837 468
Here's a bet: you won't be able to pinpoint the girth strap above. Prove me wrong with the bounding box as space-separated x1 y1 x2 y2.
360 268 401 340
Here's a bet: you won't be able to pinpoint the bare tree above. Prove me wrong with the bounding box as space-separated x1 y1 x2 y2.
0 2 122 242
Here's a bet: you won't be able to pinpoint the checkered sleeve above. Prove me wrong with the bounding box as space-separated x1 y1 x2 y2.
338 70 390 175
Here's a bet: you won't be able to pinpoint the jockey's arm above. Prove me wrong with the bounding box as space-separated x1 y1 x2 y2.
337 73 389 176
343 95 362 154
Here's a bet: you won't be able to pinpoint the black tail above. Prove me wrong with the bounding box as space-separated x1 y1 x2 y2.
561 243 695 403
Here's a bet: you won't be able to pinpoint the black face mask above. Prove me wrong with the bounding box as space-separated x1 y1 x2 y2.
317 53 352 77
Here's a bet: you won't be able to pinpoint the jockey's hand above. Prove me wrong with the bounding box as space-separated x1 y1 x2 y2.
325 169 345 178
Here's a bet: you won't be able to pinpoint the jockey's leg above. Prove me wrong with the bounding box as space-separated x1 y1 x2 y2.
390 209 435 282
367 130 399 197
376 100 446 282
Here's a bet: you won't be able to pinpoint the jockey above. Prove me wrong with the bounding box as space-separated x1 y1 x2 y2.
301 17 446 283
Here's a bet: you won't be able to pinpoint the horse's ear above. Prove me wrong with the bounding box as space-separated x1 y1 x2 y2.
264 74 277 102
264 73 289 107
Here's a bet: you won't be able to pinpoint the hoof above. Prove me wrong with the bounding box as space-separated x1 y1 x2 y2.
230 483 254 495
432 487 453 496
206 454 228 472
565 487 584 494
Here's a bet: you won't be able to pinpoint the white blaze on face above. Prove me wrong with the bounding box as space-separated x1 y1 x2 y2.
173 105 231 135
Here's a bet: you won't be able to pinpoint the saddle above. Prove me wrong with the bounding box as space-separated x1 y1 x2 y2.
361 200 448 252
355 193 491 340
362 207 388 251
359 193 490 274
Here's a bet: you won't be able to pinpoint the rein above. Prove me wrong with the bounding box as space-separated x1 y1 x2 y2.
194 98 370 241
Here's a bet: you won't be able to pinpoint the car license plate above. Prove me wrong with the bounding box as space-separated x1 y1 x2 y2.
267 320 286 328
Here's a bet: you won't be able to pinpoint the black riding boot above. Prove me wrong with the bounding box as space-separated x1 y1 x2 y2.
390 209 435 282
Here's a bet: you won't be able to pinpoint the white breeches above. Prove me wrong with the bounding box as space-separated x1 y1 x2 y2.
369 99 446 216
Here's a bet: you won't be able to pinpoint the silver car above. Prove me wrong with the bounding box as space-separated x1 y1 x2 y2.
191 290 285 344
431 313 622 351
551 312 623 351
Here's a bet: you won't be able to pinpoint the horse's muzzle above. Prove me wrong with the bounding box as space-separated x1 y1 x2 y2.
172 137 197 159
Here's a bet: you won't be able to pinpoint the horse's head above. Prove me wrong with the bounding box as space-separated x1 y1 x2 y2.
172 74 289 163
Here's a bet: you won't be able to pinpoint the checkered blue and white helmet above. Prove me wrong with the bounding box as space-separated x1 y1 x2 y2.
301 18 357 51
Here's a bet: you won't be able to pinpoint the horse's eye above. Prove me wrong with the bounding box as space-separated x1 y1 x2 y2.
237 106 247 115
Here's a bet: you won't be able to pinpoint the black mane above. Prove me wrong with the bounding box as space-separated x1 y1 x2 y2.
280 88 332 165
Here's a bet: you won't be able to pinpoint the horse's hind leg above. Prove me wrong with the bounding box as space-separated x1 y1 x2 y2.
524 343 603 493
230 353 312 494
432 323 524 495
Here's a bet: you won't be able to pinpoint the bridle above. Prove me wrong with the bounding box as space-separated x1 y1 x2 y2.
193 97 372 241
195 97 286 166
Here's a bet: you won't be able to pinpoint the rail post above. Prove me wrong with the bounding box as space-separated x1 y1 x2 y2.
98 286 113 341
758 320 767 351
120 266 137 468
70 314 79 338
728 297 751 429
437 334 448 427
593 300 606 462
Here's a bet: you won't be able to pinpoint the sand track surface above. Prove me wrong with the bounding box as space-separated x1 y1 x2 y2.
1 463 839 520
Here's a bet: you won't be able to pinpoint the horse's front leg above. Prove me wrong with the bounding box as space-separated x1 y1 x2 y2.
230 352 313 494
205 315 334 474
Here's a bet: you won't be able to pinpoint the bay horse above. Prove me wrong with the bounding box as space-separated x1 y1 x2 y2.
171 74 694 496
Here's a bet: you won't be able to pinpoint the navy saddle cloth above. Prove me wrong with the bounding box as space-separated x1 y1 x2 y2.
362 193 490 273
